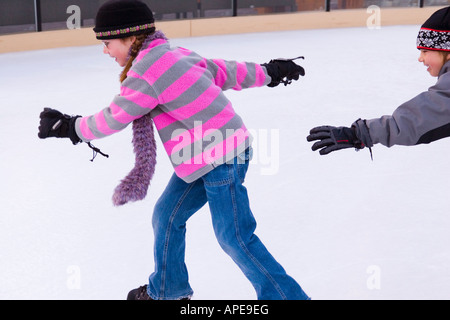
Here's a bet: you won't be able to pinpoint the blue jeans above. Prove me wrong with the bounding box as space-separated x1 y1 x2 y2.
147 148 309 300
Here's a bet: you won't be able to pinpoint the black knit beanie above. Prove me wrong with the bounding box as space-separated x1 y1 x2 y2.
94 0 155 40
417 6 450 51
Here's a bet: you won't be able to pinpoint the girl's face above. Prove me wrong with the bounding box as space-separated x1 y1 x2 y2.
418 50 449 77
102 37 135 67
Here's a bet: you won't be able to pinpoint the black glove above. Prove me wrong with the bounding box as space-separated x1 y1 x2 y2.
306 125 364 155
38 108 82 145
261 56 305 87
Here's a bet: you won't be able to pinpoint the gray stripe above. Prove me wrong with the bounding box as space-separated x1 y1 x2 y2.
241 63 257 88
179 135 253 183
167 113 246 166
86 114 108 139
74 118 89 142
150 106 165 118
131 43 170 76
206 59 268 90
261 65 271 85
152 51 204 95
157 91 231 143
206 59 219 79
122 76 159 100
163 75 216 112
222 61 237 90
102 108 131 132
102 76 159 132
113 94 152 117
97 93 153 132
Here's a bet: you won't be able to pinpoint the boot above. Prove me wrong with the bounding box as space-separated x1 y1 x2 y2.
127 285 192 300
127 285 152 300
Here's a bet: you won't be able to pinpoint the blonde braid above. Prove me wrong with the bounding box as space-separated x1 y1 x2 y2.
120 32 153 83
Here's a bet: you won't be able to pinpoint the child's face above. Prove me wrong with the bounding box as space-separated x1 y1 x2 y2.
418 50 449 77
102 37 135 67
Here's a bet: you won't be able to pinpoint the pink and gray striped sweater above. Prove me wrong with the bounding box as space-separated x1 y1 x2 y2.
75 37 271 183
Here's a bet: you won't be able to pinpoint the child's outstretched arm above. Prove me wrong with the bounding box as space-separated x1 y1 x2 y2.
77 75 158 143
38 74 158 152
307 66 450 155
206 56 305 91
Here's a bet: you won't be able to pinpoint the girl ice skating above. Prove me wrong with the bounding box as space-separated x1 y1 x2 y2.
38 0 308 300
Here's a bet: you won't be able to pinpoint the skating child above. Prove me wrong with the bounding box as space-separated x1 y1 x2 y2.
38 0 309 300
307 6 450 155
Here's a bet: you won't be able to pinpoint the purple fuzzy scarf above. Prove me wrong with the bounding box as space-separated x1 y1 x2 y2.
112 31 167 206
112 113 157 206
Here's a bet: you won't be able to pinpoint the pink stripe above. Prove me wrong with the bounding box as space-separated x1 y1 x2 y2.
233 63 248 91
95 111 120 136
158 60 206 104
126 70 140 79
109 102 140 124
143 48 192 84
154 83 221 129
192 125 249 165
175 126 250 178
212 59 228 88
120 85 159 109
164 102 235 156
175 163 209 179
135 39 167 63
253 64 268 87
79 117 97 140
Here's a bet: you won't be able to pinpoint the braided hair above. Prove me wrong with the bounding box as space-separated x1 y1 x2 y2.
120 32 154 83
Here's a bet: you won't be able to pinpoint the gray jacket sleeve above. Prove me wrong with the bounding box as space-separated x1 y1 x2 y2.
353 62 450 148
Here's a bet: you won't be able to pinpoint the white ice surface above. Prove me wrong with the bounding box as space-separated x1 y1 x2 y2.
1 24 450 300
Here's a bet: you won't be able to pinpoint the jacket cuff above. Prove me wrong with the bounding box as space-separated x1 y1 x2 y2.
69 116 83 145
352 118 374 148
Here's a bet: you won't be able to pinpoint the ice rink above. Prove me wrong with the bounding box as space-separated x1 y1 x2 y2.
1 24 450 300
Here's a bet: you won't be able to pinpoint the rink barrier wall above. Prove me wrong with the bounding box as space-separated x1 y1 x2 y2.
0 7 443 54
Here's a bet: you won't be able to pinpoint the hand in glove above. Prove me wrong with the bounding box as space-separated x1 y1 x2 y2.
262 56 305 87
306 125 365 155
38 108 82 145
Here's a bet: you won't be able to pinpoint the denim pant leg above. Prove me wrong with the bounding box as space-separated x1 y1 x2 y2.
147 173 207 300
202 149 309 300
